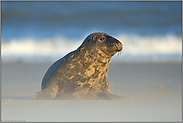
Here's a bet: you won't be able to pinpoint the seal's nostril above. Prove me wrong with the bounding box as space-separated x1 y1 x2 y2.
115 42 122 51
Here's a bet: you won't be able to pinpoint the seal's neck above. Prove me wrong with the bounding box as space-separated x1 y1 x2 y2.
75 47 111 94
84 50 111 65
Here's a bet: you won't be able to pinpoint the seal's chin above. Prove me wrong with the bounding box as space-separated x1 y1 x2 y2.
107 50 119 56
103 50 120 57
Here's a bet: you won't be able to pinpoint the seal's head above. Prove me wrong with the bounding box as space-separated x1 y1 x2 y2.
79 32 122 58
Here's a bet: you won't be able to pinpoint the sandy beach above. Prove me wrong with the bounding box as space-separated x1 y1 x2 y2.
1 61 182 122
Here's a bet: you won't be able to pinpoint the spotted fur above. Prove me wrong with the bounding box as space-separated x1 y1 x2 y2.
34 32 131 100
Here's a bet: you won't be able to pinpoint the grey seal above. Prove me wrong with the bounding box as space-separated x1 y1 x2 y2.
34 32 131 100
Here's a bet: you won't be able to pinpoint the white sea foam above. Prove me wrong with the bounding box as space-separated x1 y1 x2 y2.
118 34 182 55
2 37 81 56
1 34 182 62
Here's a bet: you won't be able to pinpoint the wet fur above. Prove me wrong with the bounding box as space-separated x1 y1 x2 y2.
34 32 132 100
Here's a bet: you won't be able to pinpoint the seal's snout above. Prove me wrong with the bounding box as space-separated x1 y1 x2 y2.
106 36 123 54
115 42 122 51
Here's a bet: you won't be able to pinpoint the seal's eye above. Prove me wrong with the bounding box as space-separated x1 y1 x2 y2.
99 37 105 41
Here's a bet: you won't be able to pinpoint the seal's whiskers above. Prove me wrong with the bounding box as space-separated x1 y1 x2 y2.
117 50 123 56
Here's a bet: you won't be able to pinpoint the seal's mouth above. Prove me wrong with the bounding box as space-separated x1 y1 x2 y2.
101 42 122 57
107 41 123 53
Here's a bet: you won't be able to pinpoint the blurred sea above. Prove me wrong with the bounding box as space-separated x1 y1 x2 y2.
1 1 182 62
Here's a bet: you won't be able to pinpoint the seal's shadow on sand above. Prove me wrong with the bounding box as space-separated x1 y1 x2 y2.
2 96 132 100
2 96 34 100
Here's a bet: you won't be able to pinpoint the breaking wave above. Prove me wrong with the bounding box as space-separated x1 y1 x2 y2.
1 34 182 62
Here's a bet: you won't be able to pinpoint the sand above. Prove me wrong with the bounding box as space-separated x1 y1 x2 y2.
1 61 182 122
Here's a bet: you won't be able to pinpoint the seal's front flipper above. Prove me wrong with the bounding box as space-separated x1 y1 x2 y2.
34 84 59 100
